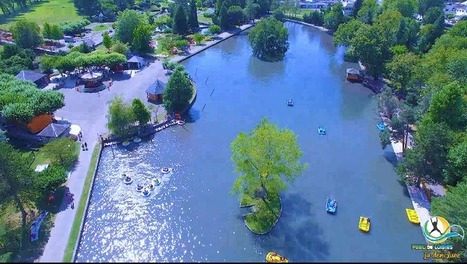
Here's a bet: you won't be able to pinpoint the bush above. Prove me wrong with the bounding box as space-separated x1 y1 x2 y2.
60 19 90 35
203 13 213 18
209 24 221 35
193 33 205 44
273 9 285 22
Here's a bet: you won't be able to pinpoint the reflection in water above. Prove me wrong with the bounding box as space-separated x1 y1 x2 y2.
248 56 286 82
76 134 200 262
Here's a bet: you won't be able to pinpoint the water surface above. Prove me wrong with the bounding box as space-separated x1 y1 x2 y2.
75 22 427 262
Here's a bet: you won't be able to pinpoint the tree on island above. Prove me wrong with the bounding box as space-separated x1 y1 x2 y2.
231 118 307 234
163 67 194 113
248 17 289 62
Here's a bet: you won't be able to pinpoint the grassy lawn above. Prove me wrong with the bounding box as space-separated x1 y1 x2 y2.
63 143 101 262
197 14 212 25
23 142 81 171
93 24 108 32
244 194 281 234
285 9 311 19
0 0 83 30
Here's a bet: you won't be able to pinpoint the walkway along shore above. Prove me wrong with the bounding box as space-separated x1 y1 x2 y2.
379 113 445 241
170 23 256 64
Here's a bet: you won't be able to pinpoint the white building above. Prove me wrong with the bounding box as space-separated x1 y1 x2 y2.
444 2 467 18
298 0 355 16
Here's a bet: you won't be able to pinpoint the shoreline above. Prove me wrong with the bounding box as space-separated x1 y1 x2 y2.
170 23 256 64
283 18 329 32
379 113 437 241
244 196 283 235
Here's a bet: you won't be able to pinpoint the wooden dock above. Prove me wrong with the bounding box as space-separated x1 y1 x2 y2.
102 119 180 146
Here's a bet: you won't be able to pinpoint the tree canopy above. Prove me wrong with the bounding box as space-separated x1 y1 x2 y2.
114 10 147 44
163 67 194 112
106 96 135 137
231 118 307 232
10 19 42 49
248 17 289 61
0 74 65 123
40 51 126 73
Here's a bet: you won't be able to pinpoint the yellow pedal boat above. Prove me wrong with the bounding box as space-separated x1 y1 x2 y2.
359 216 371 232
406 208 420 224
266 252 288 263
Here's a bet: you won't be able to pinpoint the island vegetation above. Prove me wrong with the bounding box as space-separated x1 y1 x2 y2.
248 17 289 61
231 118 307 234
163 66 194 113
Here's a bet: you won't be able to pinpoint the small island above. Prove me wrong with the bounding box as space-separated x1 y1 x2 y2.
231 118 307 234
248 17 290 62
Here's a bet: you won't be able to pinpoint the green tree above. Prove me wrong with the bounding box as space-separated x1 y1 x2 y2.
448 20 467 38
131 98 151 126
103 31 113 50
209 24 222 34
426 82 467 131
417 0 444 16
243 0 259 21
173 5 190 35
397 118 453 183
431 179 467 261
106 95 135 137
219 2 232 29
10 19 43 49
111 40 129 54
188 0 200 32
443 139 467 186
351 24 386 79
378 88 400 119
386 52 420 97
353 0 364 17
41 137 79 169
382 0 417 18
379 129 391 149
163 68 194 112
230 118 307 231
0 143 35 246
115 10 146 44
42 22 52 39
228 5 245 25
132 24 153 54
248 17 289 61
323 2 345 32
34 165 67 194
423 6 442 24
357 0 380 25
50 25 64 41
333 19 364 47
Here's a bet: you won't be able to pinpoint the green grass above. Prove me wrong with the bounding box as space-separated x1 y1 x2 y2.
285 9 310 19
244 194 281 234
0 0 83 30
240 194 257 207
93 24 108 32
63 143 101 262
197 14 212 25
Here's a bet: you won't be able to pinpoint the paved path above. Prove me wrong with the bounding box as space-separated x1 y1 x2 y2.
38 23 257 262
38 61 169 262
380 113 446 241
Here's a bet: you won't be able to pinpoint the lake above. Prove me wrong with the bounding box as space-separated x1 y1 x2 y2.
75 22 428 262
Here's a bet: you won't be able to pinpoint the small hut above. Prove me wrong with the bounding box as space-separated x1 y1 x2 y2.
146 79 166 102
37 123 71 143
16 70 50 87
127 56 146 70
346 68 362 82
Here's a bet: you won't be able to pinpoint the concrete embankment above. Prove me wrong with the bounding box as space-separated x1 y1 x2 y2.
170 23 255 64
